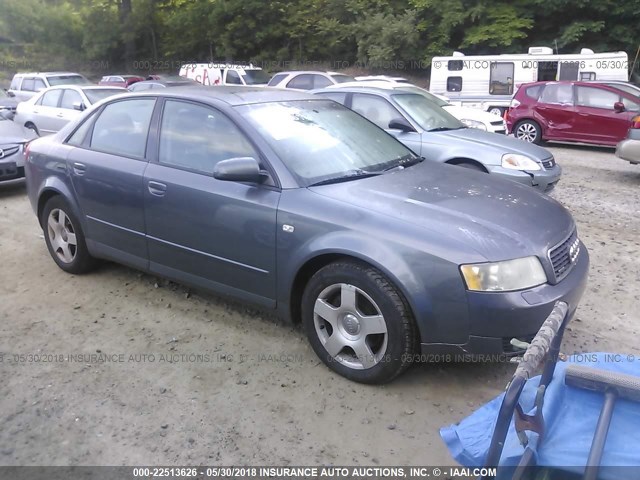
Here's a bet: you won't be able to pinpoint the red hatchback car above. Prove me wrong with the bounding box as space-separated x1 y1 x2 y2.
98 75 144 88
506 81 640 146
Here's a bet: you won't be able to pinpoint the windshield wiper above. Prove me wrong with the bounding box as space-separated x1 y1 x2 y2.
381 155 425 172
308 170 380 187
427 126 458 132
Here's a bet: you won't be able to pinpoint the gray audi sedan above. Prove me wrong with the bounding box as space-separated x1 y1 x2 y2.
24 87 588 384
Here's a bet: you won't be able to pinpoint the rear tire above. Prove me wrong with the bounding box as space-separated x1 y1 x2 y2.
301 260 417 384
41 196 96 274
488 107 504 117
514 120 542 145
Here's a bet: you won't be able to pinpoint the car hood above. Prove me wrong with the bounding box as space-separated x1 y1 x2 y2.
0 97 19 108
444 105 501 124
0 121 37 144
309 161 573 262
437 127 552 161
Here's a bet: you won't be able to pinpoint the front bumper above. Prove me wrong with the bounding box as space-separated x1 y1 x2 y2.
421 242 589 357
487 163 562 193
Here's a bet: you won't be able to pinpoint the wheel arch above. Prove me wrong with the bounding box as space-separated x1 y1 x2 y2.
445 157 489 172
36 178 83 229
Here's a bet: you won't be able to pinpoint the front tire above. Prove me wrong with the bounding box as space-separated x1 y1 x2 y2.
301 261 417 384
514 120 542 145
41 196 96 274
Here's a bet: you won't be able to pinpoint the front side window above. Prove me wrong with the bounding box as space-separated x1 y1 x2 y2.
21 78 36 91
159 100 258 174
225 70 243 85
392 93 463 131
241 69 271 85
41 89 63 107
315 92 347 104
287 74 314 90
539 84 574 105
268 73 289 87
622 97 640 112
351 94 403 130
489 62 514 95
60 89 82 110
447 76 462 92
525 85 543 99
239 100 416 186
90 99 156 158
312 75 332 89
575 86 619 109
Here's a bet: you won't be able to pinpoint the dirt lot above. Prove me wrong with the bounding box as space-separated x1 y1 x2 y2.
1 145 639 467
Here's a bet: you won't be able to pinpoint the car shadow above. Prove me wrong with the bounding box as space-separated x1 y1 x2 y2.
0 179 26 197
544 141 614 154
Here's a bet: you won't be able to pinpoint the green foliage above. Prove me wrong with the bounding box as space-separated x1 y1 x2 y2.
0 0 637 78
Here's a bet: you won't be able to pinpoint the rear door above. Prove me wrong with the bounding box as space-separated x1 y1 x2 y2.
34 89 64 134
534 83 577 140
573 86 636 144
143 99 279 304
55 89 84 131
67 97 156 269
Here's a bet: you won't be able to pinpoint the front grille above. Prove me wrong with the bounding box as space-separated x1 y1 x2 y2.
0 145 20 158
541 158 556 169
548 229 580 281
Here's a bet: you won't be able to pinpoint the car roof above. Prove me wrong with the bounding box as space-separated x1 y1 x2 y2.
16 72 84 76
274 71 343 76
134 80 196 86
328 81 402 90
314 85 400 97
127 85 317 105
516 81 640 99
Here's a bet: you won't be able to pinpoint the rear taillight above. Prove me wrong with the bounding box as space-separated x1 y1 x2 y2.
23 142 31 160
632 116 640 129
509 99 520 108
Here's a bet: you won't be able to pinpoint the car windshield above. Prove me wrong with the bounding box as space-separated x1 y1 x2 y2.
392 93 463 131
241 70 271 85
82 88 125 104
47 75 90 86
0 89 8 98
239 100 418 186
331 74 355 83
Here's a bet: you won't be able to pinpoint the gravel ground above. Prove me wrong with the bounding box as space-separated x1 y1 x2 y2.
1 144 639 467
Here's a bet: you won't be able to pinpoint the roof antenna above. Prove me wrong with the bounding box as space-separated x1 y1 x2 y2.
554 40 559 55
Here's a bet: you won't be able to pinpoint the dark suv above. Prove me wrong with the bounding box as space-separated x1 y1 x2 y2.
506 81 640 146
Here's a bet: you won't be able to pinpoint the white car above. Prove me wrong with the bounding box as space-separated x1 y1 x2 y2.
268 71 355 90
329 81 507 134
179 63 270 86
14 85 126 136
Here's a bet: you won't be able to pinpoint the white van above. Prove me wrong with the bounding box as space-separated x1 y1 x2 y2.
178 63 270 86
430 47 629 115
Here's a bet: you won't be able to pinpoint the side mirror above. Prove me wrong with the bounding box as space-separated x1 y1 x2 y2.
614 101 625 113
73 102 86 111
6 90 15 98
213 157 266 183
388 117 416 133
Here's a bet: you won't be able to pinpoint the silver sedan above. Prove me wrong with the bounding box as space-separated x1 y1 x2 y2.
15 85 126 136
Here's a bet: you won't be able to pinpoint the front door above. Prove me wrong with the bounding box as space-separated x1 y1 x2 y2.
573 85 635 144
143 99 279 305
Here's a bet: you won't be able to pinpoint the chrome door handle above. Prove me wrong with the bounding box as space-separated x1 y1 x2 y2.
148 181 167 197
72 162 86 176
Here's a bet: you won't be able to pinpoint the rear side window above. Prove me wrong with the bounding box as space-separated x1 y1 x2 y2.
351 93 402 130
67 111 99 147
622 97 640 112
312 75 332 89
489 62 514 95
226 70 243 85
34 79 47 91
90 99 155 158
576 86 620 109
539 84 573 105
268 73 289 87
10 76 21 90
525 85 543 99
447 76 462 92
21 78 36 91
448 60 463 71
41 89 63 107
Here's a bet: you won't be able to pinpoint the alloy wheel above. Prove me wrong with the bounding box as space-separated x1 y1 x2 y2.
516 122 538 142
47 208 77 264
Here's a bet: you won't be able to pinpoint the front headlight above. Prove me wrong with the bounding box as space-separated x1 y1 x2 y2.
460 119 487 130
460 256 547 292
501 153 541 171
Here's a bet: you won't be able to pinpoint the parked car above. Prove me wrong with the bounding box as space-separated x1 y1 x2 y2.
128 77 200 92
98 75 144 88
9 72 91 101
0 111 37 183
329 81 507 133
179 63 270 86
15 86 126 136
268 71 355 90
313 84 561 191
506 81 640 146
615 117 640 165
0 89 20 120
24 87 588 384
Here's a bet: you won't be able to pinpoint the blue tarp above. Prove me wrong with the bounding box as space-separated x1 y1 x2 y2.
441 353 640 479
